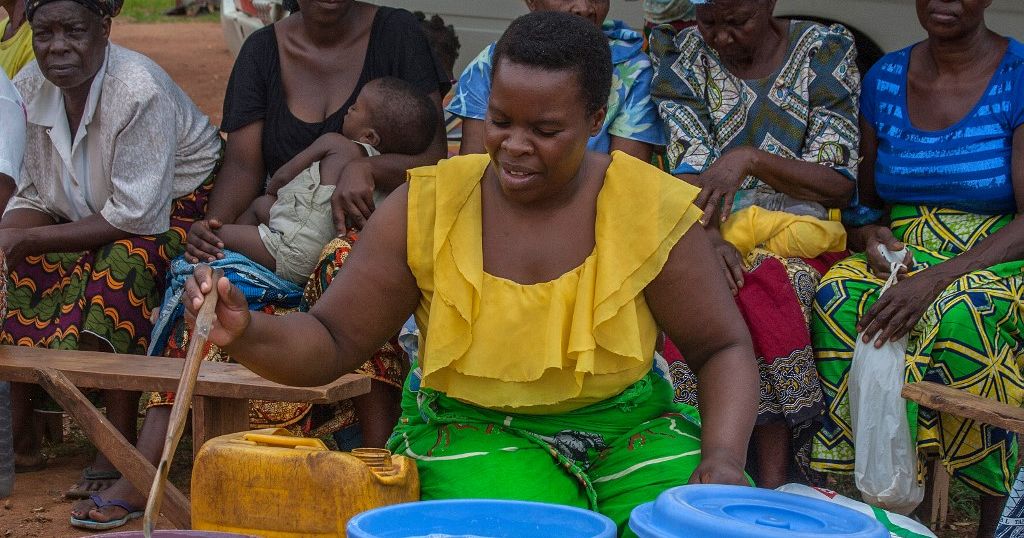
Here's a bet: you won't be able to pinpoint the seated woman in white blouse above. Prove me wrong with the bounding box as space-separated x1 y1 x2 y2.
0 0 221 510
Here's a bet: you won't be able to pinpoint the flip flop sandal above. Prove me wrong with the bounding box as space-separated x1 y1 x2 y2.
65 467 123 500
69 495 143 531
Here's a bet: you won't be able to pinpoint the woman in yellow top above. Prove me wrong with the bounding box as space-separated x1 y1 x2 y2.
1 0 32 77
184 11 758 535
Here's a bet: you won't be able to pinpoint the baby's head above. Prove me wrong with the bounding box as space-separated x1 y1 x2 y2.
342 77 439 156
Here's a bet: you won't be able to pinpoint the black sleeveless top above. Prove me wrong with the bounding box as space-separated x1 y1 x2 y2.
221 6 450 176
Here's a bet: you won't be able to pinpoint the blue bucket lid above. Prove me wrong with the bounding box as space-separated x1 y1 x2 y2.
347 499 617 538
629 485 889 538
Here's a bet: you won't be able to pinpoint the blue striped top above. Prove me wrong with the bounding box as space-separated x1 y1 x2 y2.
862 39 1024 215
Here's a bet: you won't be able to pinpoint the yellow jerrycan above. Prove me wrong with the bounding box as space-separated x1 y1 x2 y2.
191 428 419 537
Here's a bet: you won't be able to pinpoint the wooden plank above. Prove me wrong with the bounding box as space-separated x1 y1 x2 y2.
192 396 250 459
902 381 1024 434
34 368 192 529
0 346 370 403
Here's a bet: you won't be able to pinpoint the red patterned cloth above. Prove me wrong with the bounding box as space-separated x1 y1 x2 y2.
666 249 847 473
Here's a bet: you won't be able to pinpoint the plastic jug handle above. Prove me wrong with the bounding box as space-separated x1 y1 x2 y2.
241 433 328 451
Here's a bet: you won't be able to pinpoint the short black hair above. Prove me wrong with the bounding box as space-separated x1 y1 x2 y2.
492 11 611 116
414 11 460 79
363 77 438 155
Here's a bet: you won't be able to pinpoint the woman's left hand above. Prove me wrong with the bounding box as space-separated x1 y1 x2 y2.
857 269 950 347
331 158 376 233
688 453 748 486
694 148 752 223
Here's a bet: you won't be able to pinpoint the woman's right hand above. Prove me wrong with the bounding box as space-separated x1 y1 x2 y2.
185 218 224 263
183 264 251 349
863 225 911 278
707 229 745 295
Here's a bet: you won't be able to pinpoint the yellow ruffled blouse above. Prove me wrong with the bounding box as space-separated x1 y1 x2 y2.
406 152 703 414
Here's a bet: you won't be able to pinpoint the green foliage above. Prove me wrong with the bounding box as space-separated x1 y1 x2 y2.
119 0 219 23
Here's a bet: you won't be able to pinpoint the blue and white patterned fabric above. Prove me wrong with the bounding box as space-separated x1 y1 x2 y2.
862 39 1024 215
446 19 666 152
148 251 304 356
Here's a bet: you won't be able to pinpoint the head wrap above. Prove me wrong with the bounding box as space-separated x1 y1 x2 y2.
26 0 122 21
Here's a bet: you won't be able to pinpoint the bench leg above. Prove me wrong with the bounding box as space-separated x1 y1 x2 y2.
192 396 249 459
34 368 192 529
929 459 950 531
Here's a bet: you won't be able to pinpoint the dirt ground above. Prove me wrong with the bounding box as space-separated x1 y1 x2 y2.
110 20 234 126
0 20 230 538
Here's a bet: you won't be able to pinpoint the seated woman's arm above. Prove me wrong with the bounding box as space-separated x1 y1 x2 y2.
186 122 266 263
0 210 132 266
0 76 24 213
332 91 447 231
609 136 653 163
459 118 486 156
645 224 758 485
697 148 854 219
184 184 419 386
858 125 1024 346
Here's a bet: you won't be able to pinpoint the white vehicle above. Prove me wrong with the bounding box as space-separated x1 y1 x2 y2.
222 0 1024 75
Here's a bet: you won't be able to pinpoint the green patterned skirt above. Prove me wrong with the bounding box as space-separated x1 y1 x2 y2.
811 205 1024 495
386 365 715 537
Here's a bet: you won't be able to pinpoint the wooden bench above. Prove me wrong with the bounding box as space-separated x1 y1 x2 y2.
902 381 1024 530
0 345 371 529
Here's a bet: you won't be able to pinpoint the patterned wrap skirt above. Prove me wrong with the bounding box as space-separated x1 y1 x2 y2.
147 232 408 438
812 205 1024 496
0 175 215 355
667 248 843 474
387 360 718 538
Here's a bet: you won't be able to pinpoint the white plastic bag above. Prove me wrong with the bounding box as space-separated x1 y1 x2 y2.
849 245 923 515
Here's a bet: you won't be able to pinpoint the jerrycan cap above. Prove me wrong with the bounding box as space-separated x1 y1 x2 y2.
629 485 888 538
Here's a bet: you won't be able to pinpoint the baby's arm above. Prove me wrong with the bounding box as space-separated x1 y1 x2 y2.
268 133 366 194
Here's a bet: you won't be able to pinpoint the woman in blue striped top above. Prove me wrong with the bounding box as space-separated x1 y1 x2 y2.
811 0 1024 532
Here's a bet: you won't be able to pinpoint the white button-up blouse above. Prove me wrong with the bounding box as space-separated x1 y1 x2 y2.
9 43 221 235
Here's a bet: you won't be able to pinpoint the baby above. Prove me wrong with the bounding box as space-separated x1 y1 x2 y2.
216 77 439 284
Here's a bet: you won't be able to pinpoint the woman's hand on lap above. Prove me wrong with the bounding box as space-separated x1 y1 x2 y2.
186 218 225 263
863 225 910 278
331 158 376 233
857 269 948 348
694 147 751 222
0 228 31 268
184 263 251 349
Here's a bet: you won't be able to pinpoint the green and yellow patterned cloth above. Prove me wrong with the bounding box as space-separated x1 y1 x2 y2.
1 177 213 354
812 205 1024 495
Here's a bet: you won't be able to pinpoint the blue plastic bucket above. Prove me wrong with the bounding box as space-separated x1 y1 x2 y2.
347 499 617 538
629 485 889 538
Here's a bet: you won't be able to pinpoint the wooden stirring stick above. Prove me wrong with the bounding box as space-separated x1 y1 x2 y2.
143 267 224 537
